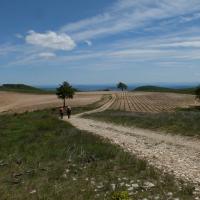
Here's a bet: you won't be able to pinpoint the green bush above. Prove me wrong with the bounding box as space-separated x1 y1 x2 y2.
111 191 130 200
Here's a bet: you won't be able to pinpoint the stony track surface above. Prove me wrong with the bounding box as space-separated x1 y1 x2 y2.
64 96 200 192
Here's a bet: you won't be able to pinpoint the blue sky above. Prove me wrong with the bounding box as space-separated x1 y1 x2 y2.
1 0 200 85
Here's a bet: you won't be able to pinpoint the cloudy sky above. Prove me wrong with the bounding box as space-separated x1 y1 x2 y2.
0 0 200 85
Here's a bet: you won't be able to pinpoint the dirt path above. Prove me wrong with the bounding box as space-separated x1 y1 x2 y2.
64 95 200 189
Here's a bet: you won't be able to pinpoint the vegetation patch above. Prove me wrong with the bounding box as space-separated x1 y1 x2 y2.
84 109 200 137
0 84 53 94
134 85 196 94
0 110 195 199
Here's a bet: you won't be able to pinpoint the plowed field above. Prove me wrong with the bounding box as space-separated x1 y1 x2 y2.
109 92 196 113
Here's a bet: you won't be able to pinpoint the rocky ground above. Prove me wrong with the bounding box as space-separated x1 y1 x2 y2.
65 97 200 197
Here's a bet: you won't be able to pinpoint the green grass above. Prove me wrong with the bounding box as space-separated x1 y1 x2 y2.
0 110 196 199
0 84 54 94
84 109 200 137
134 85 196 94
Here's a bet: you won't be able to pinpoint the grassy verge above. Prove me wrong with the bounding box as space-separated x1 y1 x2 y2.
0 110 196 199
83 109 200 137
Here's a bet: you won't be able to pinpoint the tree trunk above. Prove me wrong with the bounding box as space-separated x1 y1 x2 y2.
63 98 66 108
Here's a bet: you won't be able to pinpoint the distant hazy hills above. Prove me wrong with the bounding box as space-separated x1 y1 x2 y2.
0 84 52 94
0 83 197 95
134 85 196 94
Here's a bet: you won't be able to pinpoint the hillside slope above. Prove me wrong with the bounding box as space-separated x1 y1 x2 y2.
0 84 52 94
134 85 196 94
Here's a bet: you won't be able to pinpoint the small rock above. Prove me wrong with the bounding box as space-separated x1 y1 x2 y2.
167 192 173 196
97 184 104 189
13 173 23 178
132 183 139 188
128 186 133 191
111 183 116 191
91 180 95 185
65 169 70 173
30 190 37 194
62 173 67 178
25 169 35 174
120 182 125 186
144 182 155 188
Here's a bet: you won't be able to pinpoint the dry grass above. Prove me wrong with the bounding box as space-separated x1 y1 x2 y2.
0 109 195 199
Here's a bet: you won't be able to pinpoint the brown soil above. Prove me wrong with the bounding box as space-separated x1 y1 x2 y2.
109 92 197 112
0 91 112 114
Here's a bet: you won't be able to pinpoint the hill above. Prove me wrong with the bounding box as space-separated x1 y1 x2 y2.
134 85 196 94
0 84 53 94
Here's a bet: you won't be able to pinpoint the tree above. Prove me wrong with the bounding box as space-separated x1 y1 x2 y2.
117 82 128 91
56 81 75 107
195 86 200 101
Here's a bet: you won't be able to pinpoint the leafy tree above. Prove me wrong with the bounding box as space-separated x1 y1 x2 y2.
195 86 200 101
56 81 75 107
117 82 128 91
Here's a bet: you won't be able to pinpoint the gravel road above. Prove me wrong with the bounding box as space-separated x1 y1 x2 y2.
64 96 200 191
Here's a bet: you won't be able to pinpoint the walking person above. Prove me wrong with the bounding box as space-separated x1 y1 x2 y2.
59 107 64 119
66 106 72 119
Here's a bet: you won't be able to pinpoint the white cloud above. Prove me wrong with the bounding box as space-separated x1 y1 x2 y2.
3 0 200 71
0 44 18 56
151 36 200 48
26 31 76 51
38 52 56 59
158 41 200 48
85 40 92 46
60 0 200 41
180 13 200 23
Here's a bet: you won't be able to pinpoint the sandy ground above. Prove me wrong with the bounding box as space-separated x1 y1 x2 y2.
0 91 113 114
65 95 200 192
